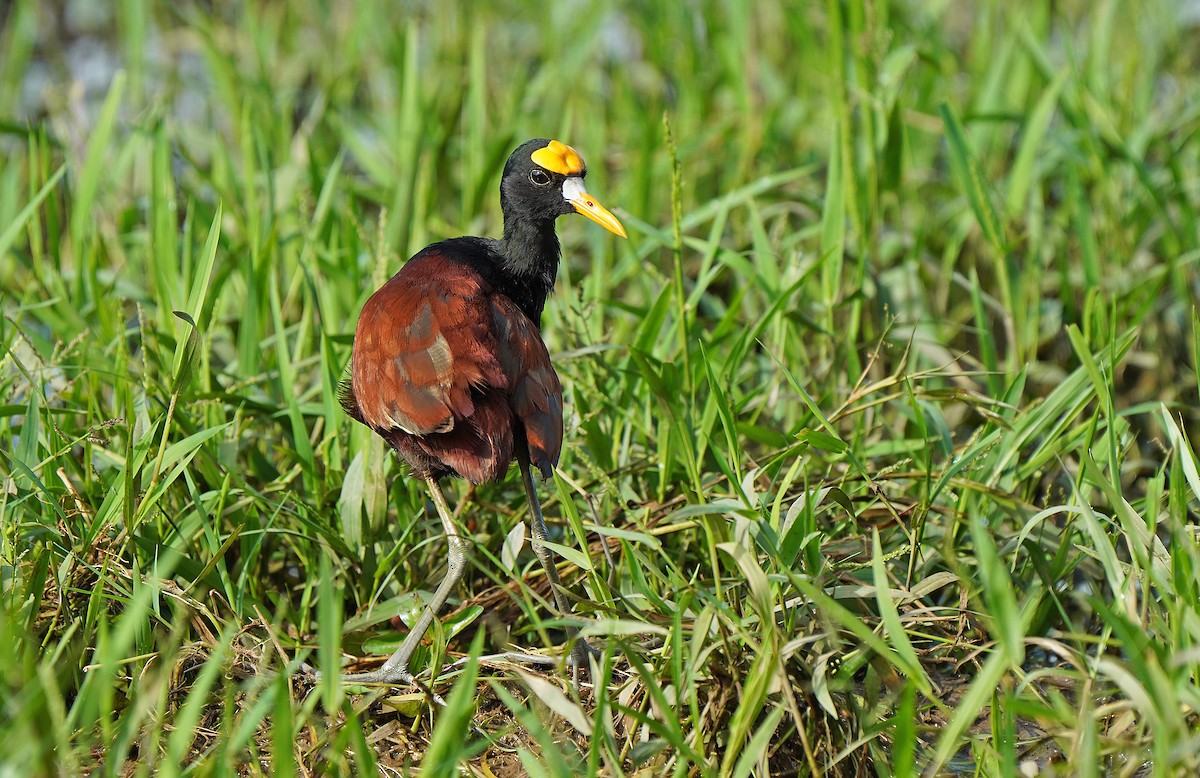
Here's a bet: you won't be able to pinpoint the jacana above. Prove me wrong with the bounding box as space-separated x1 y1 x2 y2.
336 139 626 685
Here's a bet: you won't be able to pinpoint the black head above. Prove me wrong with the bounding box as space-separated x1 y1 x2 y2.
499 138 626 238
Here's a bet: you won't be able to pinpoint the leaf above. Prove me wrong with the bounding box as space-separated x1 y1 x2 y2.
537 539 592 571
820 117 846 326
582 523 662 550
579 618 670 639
318 553 343 711
967 511 1023 665
69 71 125 246
664 498 751 522
1006 69 1069 214
420 632 484 777
871 531 932 693
939 101 1007 254
501 520 527 571
338 451 365 550
811 652 839 717
717 542 772 619
1162 406 1200 505
927 653 1008 774
0 163 65 259
730 707 785 778
516 669 593 735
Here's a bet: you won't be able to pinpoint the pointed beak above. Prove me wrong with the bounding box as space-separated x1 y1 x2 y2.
562 177 627 239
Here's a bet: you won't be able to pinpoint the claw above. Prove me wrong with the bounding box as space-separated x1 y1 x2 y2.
566 638 599 669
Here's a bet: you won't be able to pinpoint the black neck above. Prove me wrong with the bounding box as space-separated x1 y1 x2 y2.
499 215 560 326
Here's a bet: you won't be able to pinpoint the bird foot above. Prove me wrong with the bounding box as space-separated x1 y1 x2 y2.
298 661 406 683
300 660 447 704
300 660 416 685
566 637 600 671
336 666 418 686
565 638 600 693
451 637 598 676
299 637 597 695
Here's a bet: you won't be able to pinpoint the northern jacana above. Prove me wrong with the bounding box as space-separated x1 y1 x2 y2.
336 139 626 685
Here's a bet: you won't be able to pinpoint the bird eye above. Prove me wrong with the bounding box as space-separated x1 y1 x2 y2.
529 169 552 186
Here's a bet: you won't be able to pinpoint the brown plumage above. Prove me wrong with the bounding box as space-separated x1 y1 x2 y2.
342 250 562 484
327 138 626 686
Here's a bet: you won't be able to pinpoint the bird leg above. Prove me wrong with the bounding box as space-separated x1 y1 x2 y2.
516 443 595 672
337 474 466 685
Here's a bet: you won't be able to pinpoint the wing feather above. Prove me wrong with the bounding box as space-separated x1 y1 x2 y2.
349 253 506 436
343 247 564 484
490 296 564 478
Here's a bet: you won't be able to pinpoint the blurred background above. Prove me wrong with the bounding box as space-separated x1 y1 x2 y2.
4 0 1200 775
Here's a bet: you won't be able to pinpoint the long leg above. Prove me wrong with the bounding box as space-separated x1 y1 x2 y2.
516 442 594 670
338 474 466 684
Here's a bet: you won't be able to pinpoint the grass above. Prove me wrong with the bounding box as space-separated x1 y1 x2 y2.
3 0 1200 774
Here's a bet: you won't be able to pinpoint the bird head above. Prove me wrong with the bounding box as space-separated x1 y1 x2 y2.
500 138 627 238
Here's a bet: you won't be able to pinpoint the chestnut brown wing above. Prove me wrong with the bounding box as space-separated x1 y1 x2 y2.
348 254 508 438
490 295 564 479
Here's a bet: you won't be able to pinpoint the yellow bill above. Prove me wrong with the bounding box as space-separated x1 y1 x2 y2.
562 176 627 238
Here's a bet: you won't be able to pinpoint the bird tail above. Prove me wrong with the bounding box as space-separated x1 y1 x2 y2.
337 368 363 423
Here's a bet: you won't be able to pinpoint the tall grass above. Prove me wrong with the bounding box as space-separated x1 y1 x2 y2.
3 0 1200 774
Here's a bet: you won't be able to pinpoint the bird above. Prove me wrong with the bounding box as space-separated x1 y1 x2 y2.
335 138 627 685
